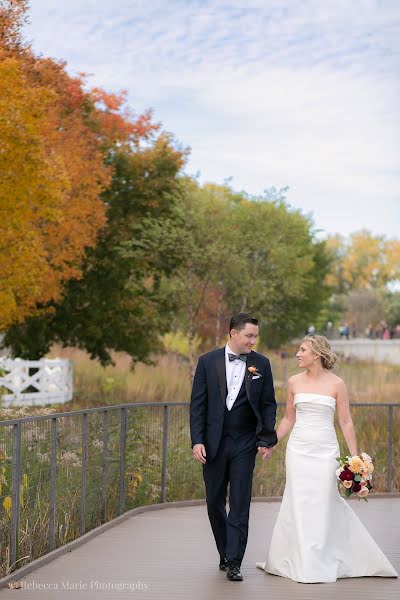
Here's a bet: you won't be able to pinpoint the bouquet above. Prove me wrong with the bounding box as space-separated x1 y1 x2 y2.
336 452 374 501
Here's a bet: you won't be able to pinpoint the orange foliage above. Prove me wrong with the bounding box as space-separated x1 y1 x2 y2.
0 52 70 328
0 2 163 329
385 240 400 282
325 232 400 292
89 86 160 144
0 0 29 51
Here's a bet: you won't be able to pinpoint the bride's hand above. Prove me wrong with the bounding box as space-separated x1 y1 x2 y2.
258 447 274 459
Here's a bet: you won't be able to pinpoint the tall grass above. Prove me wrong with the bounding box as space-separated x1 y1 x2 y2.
45 347 191 409
45 345 400 409
274 347 400 404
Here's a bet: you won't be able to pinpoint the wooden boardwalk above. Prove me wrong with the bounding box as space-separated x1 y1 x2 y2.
0 497 398 599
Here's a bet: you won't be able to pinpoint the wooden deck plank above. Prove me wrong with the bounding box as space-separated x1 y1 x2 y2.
0 498 398 599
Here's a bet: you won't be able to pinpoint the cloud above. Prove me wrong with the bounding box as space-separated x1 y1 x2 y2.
26 0 400 237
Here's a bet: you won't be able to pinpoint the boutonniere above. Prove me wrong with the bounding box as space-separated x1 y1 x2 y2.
248 366 262 378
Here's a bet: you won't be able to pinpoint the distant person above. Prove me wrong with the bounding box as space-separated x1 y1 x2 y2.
378 320 388 339
383 327 391 340
365 324 373 338
307 324 316 335
326 321 333 339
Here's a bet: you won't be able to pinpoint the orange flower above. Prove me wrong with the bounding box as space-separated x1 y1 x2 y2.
348 456 364 474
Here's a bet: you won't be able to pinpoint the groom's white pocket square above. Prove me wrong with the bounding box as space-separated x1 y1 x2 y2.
252 375 262 380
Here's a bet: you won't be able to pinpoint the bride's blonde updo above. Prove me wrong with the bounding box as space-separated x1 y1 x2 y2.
301 334 338 370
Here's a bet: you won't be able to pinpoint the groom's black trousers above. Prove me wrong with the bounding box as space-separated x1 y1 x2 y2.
202 431 257 567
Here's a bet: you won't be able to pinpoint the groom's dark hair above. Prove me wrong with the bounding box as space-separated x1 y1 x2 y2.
229 313 258 335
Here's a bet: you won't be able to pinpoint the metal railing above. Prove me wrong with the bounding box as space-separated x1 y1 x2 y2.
0 401 398 577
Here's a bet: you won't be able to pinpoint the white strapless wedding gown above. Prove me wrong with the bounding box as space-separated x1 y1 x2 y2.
256 393 398 583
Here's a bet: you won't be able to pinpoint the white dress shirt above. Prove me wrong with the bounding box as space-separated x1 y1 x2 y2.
225 344 246 411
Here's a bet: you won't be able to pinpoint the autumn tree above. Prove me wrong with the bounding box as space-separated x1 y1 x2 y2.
326 231 400 293
0 0 28 52
1 0 188 362
0 1 114 330
323 231 400 333
4 132 188 362
0 52 68 329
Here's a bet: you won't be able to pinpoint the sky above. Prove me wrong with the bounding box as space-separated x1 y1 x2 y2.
25 0 400 239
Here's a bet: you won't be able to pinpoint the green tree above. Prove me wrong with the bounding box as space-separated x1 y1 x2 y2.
3 135 187 364
225 197 331 346
160 179 237 375
165 181 331 367
382 290 400 330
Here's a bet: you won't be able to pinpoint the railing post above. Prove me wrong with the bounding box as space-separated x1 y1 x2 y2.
160 405 170 503
80 412 88 535
119 407 127 515
10 422 22 572
387 405 393 493
49 417 57 551
101 410 109 521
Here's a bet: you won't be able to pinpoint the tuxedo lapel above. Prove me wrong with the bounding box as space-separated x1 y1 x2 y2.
245 353 253 401
246 351 262 403
215 348 227 406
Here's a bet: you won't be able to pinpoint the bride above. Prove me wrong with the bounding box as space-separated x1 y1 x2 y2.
256 334 398 583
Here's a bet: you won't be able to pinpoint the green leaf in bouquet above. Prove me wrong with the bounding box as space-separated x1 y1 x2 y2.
345 489 352 497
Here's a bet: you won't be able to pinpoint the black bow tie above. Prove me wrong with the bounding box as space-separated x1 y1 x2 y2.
228 352 247 362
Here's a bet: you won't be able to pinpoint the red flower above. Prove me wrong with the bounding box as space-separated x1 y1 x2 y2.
339 469 354 481
352 482 361 493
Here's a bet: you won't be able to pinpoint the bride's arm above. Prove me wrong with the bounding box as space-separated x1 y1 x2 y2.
336 380 358 456
276 378 296 441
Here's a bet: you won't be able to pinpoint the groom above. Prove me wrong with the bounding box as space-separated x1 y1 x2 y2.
190 313 278 582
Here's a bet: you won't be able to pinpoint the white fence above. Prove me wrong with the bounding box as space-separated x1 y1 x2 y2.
0 358 73 407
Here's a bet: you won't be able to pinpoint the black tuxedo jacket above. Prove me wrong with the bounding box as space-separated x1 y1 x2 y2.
190 347 278 462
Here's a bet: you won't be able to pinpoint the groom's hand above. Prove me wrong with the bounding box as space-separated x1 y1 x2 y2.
258 447 274 460
193 443 207 464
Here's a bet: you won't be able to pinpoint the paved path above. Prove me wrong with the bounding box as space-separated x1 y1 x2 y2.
1 498 398 599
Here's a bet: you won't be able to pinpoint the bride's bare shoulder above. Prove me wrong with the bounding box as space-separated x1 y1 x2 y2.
288 373 304 382
327 372 347 392
327 371 345 384
287 373 306 390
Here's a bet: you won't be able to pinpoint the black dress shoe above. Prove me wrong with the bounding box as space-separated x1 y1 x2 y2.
227 564 243 581
219 557 228 571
